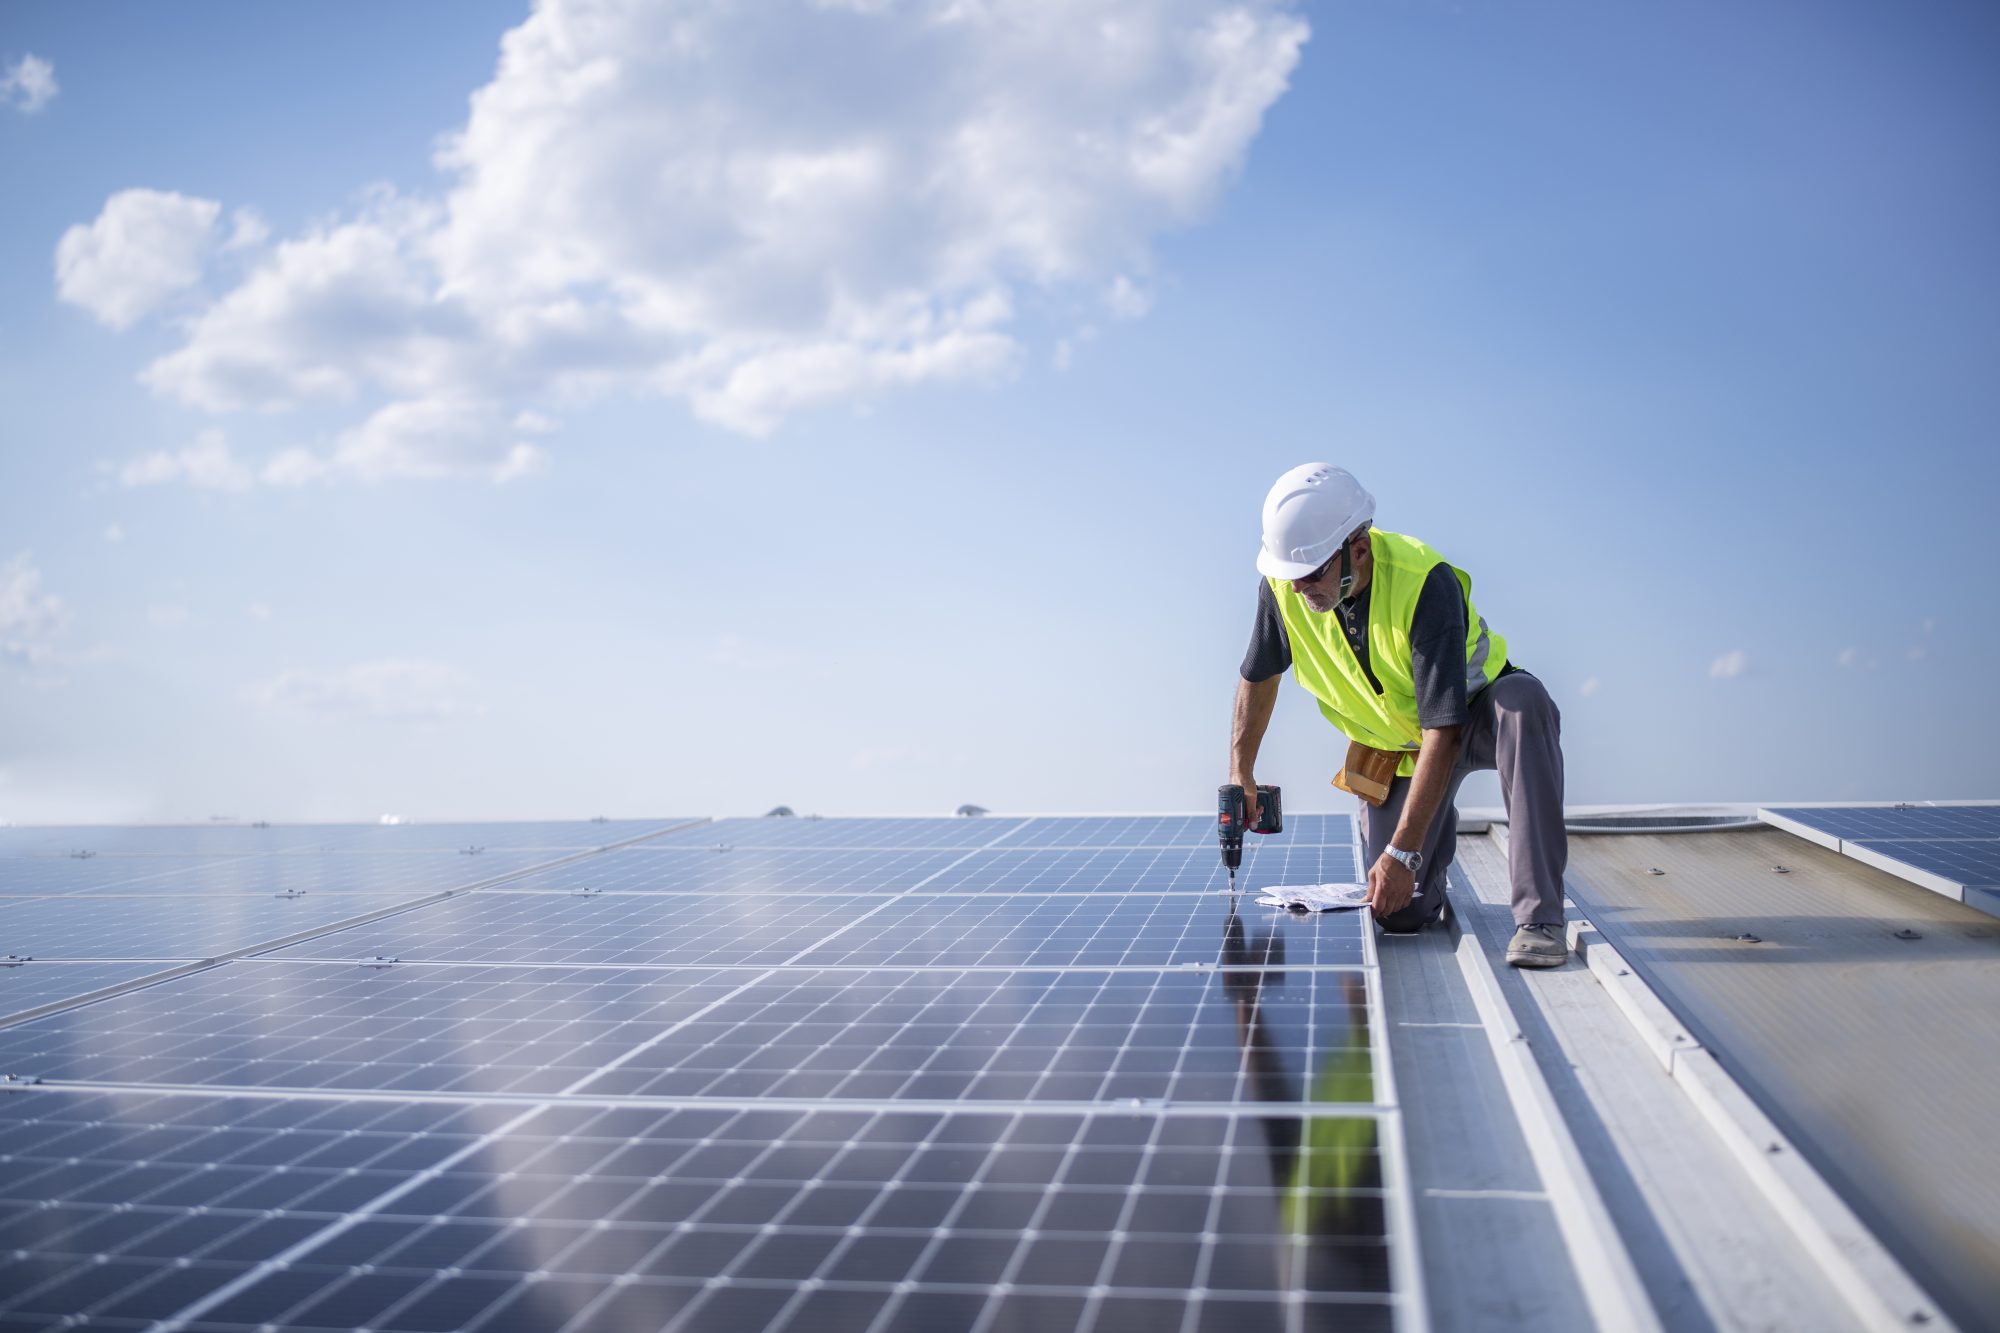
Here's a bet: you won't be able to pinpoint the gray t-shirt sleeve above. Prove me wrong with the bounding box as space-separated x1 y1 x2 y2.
1409 562 1470 729
1240 578 1291 682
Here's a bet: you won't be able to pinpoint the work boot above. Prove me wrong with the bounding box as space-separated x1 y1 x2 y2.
1506 923 1566 969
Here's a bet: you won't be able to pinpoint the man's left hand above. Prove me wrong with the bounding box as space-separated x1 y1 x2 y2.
1368 853 1416 920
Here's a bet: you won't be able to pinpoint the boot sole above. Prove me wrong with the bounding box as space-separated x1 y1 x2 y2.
1506 950 1566 969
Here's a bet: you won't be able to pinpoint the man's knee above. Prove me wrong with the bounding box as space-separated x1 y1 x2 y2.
1494 671 1561 733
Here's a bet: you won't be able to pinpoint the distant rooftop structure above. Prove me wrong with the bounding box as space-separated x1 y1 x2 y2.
0 804 1992 1330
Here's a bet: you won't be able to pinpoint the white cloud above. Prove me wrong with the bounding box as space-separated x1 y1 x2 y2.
258 397 551 485
56 189 221 329
103 523 125 544
0 553 68 667
1835 646 1856 668
1708 649 1748 680
1105 275 1153 319
224 208 270 251
101 0 1305 465
118 429 255 492
255 659 481 722
1906 645 1927 662
2 54 58 113
247 602 274 621
1921 618 1935 635
147 603 190 628
1578 676 1600 697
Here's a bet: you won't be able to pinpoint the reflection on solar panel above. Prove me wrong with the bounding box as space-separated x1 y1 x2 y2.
0 814 1417 1330
1761 804 2000 914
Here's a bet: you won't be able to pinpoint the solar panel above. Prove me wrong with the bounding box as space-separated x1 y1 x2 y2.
0 1092 1393 1332
918 842 1360 896
289 819 698 851
1 961 179 1021
1762 804 2000 842
1761 804 2000 911
0 825 317 857
0 895 430 960
0 850 560 898
0 854 266 897
789 893 1368 969
577 967 1377 1107
494 848 967 895
645 816 1030 850
997 813 1355 849
1847 839 2000 888
0 813 1421 1328
269 892 910 968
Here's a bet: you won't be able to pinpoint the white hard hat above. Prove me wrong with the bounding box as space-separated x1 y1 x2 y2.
1255 463 1375 580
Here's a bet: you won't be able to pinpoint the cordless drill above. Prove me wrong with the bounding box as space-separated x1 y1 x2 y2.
1218 783 1283 894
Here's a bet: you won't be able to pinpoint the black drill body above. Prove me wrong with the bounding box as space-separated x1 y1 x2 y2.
1217 784 1282 892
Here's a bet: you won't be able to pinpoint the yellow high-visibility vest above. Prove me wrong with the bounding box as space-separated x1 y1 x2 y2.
1269 528 1507 778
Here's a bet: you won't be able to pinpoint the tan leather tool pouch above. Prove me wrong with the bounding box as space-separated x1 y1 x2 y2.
1332 741 1404 807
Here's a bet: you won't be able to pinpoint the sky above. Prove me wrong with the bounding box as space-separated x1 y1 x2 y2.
2 0 1997 824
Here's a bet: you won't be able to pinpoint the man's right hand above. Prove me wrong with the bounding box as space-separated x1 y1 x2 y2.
1232 773 1261 828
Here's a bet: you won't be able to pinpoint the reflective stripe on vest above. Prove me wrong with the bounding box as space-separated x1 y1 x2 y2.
1269 528 1508 779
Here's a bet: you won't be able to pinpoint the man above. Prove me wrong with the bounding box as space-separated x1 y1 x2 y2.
1228 463 1568 968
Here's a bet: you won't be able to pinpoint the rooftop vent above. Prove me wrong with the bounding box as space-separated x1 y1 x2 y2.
1564 813 1763 834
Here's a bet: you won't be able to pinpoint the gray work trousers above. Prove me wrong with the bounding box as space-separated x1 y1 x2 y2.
1359 670 1567 930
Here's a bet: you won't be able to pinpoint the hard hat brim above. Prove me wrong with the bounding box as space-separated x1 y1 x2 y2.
1255 544 1330 581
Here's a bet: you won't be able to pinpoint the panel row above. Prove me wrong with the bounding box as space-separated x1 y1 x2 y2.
0 839 1357 900
269 892 1366 971
0 1090 1397 1332
0 962 1379 1107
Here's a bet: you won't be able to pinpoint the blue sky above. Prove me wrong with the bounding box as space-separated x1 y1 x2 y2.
2 0 1996 823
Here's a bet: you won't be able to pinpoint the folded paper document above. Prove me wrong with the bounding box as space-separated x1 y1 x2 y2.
1253 883 1372 912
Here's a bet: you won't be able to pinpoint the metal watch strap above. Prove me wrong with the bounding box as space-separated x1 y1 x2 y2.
1386 846 1423 874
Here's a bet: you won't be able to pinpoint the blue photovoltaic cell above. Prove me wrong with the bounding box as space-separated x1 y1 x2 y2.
0 895 425 960
1848 839 2000 888
1 962 178 1019
495 847 965 895
0 1093 1393 1333
269 893 906 968
644 816 1030 851
1764 804 2000 843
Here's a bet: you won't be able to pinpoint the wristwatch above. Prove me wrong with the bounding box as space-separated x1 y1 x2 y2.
1384 846 1424 875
